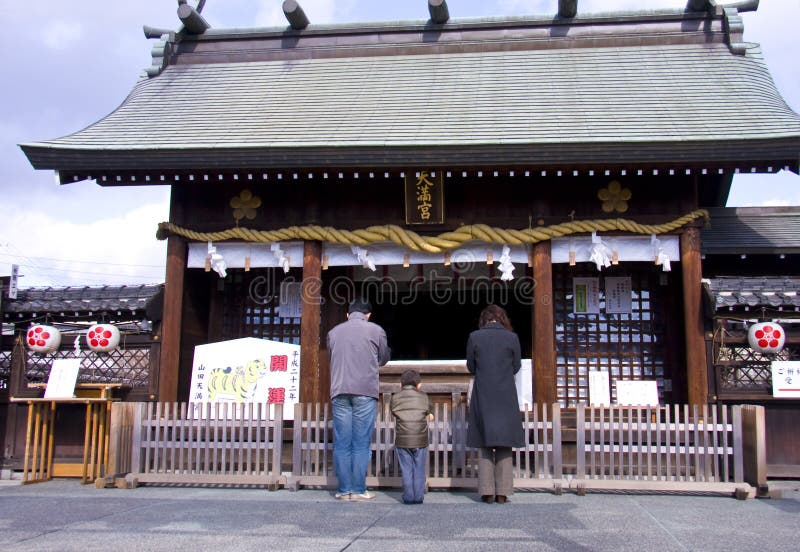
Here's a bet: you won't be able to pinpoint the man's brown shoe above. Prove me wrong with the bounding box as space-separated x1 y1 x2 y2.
481 495 495 504
495 495 507 504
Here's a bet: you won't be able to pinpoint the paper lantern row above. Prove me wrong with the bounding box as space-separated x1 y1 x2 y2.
26 325 62 354
26 324 121 354
747 322 785 354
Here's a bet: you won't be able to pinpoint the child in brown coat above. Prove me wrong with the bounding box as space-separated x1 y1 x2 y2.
390 370 434 504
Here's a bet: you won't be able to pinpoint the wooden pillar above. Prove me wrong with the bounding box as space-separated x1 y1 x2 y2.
533 241 557 405
300 240 322 404
158 235 186 402
680 226 708 406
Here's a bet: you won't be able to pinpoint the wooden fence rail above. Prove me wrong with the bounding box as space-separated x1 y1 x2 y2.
116 400 758 497
572 404 752 497
125 401 284 488
287 398 563 493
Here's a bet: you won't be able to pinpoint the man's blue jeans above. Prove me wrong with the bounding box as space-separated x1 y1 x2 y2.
332 394 377 495
396 447 427 504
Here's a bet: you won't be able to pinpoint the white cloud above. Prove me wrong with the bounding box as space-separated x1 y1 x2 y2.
0 200 168 288
760 199 792 207
42 20 83 51
728 171 800 207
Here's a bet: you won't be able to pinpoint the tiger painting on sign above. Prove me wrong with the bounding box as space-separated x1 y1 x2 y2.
207 359 267 402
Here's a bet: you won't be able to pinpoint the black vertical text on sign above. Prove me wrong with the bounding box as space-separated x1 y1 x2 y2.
404 170 444 225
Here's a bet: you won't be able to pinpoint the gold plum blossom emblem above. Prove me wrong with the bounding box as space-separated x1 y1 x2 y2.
230 189 262 222
598 181 632 213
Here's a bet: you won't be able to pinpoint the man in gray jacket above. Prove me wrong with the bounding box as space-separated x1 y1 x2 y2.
327 298 390 501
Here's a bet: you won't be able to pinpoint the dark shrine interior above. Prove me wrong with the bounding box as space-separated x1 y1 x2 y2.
369 291 533 360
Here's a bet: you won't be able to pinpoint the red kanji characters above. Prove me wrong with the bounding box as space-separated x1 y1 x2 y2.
270 354 288 372
268 387 286 403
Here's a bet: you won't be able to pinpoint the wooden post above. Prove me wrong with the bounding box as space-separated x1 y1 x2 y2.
5 336 28 462
158 235 186 403
428 0 450 24
680 227 708 406
740 404 767 493
558 0 578 18
533 242 557 405
300 241 323 404
177 2 210 34
282 0 310 30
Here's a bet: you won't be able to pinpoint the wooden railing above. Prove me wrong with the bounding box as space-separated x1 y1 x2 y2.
572 404 749 496
286 398 562 492
125 402 284 488
115 400 758 497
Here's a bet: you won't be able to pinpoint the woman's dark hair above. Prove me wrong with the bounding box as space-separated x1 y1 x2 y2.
478 304 513 331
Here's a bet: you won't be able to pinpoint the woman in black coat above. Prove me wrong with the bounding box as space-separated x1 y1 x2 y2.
466 304 524 504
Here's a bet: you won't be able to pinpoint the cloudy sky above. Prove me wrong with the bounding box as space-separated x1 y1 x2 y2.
1 0 798 288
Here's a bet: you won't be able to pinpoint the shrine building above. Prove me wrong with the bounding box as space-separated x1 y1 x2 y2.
16 0 800 472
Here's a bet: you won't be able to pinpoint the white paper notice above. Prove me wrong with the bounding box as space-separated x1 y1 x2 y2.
515 359 534 410
44 358 81 398
771 361 800 398
604 277 632 314
573 277 600 314
615 380 659 406
589 370 611 406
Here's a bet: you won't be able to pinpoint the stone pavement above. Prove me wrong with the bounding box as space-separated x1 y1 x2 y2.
0 479 798 551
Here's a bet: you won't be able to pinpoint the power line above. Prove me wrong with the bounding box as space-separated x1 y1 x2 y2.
0 242 57 286
13 264 164 281
0 251 165 269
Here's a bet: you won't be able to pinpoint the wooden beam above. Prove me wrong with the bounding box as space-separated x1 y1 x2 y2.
558 0 577 18
177 2 210 34
533 242 557 405
680 227 708 406
283 0 310 30
300 241 322 403
428 0 450 24
142 25 172 39
686 0 710 11
723 0 760 12
158 235 186 402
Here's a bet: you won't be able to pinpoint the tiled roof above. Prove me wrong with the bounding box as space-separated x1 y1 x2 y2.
20 8 800 177
705 277 800 311
702 207 800 254
3 285 163 315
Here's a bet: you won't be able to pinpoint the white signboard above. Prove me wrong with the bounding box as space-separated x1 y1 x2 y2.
189 337 300 419
615 380 659 406
44 358 81 398
771 361 800 398
8 264 19 300
573 277 600 314
589 370 611 406
515 359 534 410
605 277 632 314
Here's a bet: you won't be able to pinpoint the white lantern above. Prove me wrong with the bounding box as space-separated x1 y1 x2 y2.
26 324 62 354
747 321 786 354
86 324 120 353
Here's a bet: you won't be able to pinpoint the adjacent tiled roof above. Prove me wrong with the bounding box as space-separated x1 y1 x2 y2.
702 207 800 254
19 8 800 178
706 277 800 311
3 285 163 315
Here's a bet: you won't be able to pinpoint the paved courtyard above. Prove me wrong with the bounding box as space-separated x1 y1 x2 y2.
1 479 798 551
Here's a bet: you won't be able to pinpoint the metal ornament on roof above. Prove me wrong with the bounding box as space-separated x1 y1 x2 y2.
230 189 262 223
747 321 786 354
598 181 631 213
26 324 62 354
86 324 121 353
